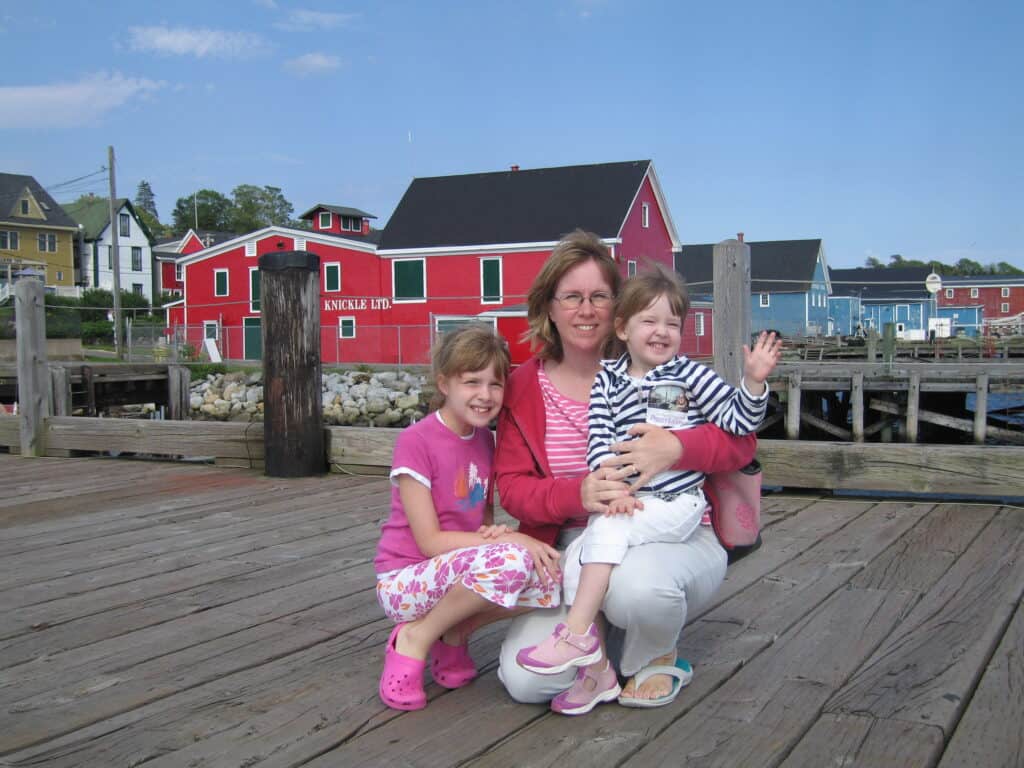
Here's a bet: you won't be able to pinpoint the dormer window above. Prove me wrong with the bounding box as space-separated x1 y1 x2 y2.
318 211 332 229
341 215 362 232
20 199 29 215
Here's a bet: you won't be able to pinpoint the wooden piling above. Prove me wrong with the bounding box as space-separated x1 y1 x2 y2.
259 251 325 477
851 371 865 442
906 371 921 442
712 238 751 387
974 373 989 444
50 365 71 416
15 279 50 456
167 365 190 421
787 372 802 439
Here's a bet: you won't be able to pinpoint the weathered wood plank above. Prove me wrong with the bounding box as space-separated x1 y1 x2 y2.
826 507 1024 731
851 370 864 442
870 399 1024 444
936 597 1024 768
0 415 18 449
759 440 1024 495
15 280 49 457
787 372 801 439
712 238 750 387
907 370 921 442
780 714 944 768
974 372 989 444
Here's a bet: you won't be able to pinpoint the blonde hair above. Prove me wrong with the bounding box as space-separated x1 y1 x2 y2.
613 264 690 353
525 229 622 361
430 324 510 409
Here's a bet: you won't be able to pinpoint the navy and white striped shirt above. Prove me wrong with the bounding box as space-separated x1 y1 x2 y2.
587 354 768 496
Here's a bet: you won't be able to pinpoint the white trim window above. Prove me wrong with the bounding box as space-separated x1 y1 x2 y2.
627 260 637 277
175 263 183 282
760 293 770 307
341 215 361 231
56 270 64 282
1001 287 1010 298
324 262 341 293
214 269 229 297
204 321 219 340
641 202 650 228
945 288 954 299
694 312 705 337
481 257 502 304
37 232 57 252
132 283 144 296
249 267 261 313
392 258 426 303
339 316 356 339
131 246 142 271
318 211 332 229
245 241 257 257
435 315 497 336
970 287 979 298
119 213 130 237
1001 303 1010 313
0 230 19 250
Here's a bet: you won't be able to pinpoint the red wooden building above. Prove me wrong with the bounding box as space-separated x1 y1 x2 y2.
168 160 692 364
937 275 1024 333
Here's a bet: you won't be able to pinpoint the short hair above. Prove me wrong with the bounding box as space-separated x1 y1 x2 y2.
615 264 690 335
430 324 510 408
524 229 622 361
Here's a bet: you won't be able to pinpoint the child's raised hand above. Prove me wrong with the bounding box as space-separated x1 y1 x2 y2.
604 495 640 517
742 331 783 394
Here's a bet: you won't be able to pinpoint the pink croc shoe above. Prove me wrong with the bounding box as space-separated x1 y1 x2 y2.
515 622 602 675
379 624 427 711
551 661 622 716
430 638 476 689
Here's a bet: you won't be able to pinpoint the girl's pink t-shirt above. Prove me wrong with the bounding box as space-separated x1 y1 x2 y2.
374 412 494 573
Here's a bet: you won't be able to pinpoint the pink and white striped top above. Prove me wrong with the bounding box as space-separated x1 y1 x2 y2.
538 362 590 479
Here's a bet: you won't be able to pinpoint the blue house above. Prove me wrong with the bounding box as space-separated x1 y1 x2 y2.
827 295 863 336
937 305 983 337
828 266 935 340
676 238 830 337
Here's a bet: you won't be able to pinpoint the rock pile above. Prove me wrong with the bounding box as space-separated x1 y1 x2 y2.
189 370 430 427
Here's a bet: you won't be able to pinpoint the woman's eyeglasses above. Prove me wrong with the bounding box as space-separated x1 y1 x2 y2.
552 292 613 310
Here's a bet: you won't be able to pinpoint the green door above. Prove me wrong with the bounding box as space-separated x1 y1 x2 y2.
243 317 262 360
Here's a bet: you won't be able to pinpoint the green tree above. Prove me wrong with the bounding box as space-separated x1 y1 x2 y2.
864 256 884 268
134 180 158 220
171 189 234 234
954 258 984 276
229 184 296 232
993 261 1024 275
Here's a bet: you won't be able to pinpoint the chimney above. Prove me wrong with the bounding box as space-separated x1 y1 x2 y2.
510 164 520 172
737 232 744 243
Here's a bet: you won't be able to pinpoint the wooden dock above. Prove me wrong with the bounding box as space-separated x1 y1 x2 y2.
1 454 1021 767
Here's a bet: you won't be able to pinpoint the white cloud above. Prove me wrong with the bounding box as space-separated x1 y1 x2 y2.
283 52 341 76
128 25 266 59
275 9 357 32
0 72 164 129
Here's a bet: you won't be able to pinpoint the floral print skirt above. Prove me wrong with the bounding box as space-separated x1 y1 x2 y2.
376 542 560 623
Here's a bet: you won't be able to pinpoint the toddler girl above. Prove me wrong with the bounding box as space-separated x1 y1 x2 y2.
516 265 781 714
375 324 561 710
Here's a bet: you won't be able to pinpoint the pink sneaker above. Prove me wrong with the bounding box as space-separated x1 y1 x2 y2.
515 622 602 675
551 662 622 715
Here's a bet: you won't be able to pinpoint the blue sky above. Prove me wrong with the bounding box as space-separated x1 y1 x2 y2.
2 0 1021 270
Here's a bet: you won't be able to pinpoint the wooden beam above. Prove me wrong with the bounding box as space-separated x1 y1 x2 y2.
15 279 49 457
787 372 802 440
974 373 989 444
799 410 852 440
49 365 71 417
906 371 920 443
712 238 750 387
851 371 864 442
167 365 190 420
870 399 1024 444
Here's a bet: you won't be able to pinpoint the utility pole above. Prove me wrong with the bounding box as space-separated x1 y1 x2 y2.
107 145 123 360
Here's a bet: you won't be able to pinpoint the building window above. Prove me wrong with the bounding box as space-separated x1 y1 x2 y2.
324 262 341 293
37 233 57 252
393 259 426 302
250 267 261 312
132 283 144 296
641 202 650 228
119 212 130 237
56 271 64 281
107 246 112 269
694 312 705 337
341 215 361 231
131 246 142 271
0 231 19 250
1002 287 1010 298
1002 303 1010 313
760 293 770 307
945 288 954 299
204 321 219 340
339 316 356 338
214 269 229 297
20 199 29 215
627 260 637 277
319 211 332 229
970 287 979 298
245 241 257 257
481 257 501 303
175 263 183 282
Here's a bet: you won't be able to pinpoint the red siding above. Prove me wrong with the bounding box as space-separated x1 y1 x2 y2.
938 285 1024 319
618 176 675 272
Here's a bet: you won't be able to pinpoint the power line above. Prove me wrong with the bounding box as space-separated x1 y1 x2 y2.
45 167 108 192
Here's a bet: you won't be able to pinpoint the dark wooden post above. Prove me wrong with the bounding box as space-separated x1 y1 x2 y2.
50 366 71 416
15 279 50 456
712 238 751 386
167 364 190 420
259 251 325 477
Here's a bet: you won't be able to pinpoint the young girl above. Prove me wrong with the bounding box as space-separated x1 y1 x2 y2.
516 265 781 715
375 324 562 711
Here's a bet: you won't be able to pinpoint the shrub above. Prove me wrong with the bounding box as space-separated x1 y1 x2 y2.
81 320 114 344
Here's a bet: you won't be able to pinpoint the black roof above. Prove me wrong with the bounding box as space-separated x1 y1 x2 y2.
299 204 377 221
378 160 652 250
676 239 823 295
828 266 933 301
0 172 78 229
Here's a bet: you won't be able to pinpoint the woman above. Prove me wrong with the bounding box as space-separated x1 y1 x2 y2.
494 230 756 710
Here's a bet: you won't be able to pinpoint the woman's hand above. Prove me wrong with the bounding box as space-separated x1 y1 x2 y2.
607 423 683 490
500 532 562 588
581 465 636 515
477 524 511 539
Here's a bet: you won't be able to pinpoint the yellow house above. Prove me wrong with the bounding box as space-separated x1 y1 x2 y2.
0 172 79 292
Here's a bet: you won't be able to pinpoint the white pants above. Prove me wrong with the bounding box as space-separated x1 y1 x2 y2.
497 524 727 702
561 491 707 605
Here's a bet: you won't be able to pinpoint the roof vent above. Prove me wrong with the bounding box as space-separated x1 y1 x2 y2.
510 164 520 172
737 232 744 242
